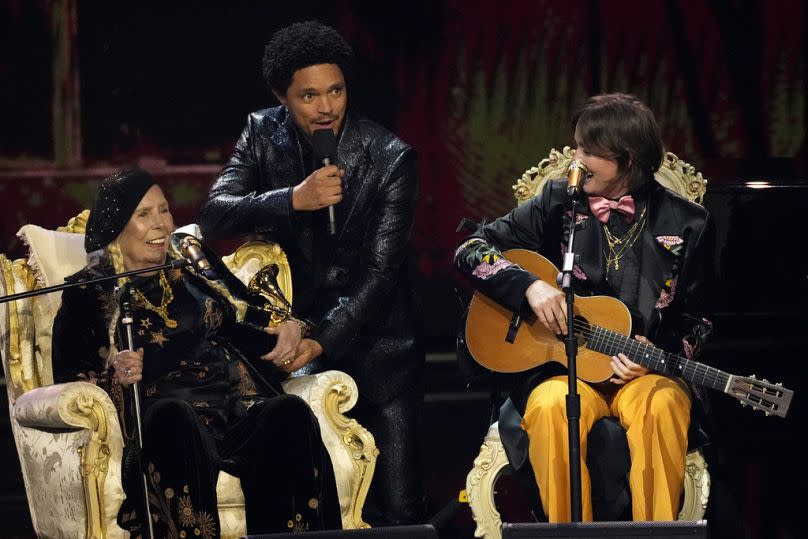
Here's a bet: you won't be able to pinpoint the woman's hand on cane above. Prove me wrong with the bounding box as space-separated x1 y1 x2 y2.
113 348 144 386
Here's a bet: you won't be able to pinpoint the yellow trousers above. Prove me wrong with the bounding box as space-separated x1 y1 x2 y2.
522 374 691 522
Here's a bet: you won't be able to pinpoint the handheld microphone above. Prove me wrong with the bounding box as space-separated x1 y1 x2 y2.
171 233 218 280
566 160 589 197
311 128 339 235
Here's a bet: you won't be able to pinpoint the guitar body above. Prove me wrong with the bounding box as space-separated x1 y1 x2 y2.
465 249 632 383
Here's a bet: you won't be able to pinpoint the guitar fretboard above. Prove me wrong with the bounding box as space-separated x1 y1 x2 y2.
588 326 731 392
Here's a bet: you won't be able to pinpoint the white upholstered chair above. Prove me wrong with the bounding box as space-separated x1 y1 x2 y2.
464 147 711 539
0 212 378 538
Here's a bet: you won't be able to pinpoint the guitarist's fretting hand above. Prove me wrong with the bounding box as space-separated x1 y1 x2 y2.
526 279 568 335
609 335 651 385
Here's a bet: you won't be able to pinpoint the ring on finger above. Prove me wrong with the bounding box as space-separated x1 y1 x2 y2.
278 358 294 366
124 367 132 376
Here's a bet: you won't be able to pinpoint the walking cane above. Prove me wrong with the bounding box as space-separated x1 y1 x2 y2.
119 285 155 539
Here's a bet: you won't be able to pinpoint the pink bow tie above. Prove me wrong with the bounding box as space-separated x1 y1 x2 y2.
588 195 635 223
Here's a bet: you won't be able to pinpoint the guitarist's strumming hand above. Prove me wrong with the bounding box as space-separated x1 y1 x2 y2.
526 279 568 335
609 335 651 385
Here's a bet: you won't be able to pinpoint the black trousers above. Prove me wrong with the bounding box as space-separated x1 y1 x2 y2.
351 390 427 526
119 394 341 537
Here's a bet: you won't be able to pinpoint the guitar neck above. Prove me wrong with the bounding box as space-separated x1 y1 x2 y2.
589 326 732 393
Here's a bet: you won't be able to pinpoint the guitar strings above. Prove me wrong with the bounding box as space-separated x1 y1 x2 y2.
561 319 729 389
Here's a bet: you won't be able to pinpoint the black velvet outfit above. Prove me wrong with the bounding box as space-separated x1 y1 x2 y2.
52 249 341 537
198 106 426 525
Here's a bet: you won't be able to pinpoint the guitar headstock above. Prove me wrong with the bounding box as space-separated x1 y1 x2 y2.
728 375 793 418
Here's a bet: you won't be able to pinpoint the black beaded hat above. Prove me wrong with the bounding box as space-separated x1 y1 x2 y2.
84 167 157 252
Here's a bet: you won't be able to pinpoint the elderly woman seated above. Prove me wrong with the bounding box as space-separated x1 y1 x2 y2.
51 167 341 536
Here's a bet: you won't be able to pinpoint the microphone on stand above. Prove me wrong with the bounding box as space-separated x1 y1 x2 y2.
171 233 218 280
311 128 339 236
566 160 589 198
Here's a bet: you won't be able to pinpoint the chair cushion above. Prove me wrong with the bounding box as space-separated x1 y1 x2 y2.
16 224 87 382
16 224 87 318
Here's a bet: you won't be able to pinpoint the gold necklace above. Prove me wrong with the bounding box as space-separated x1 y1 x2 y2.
131 270 178 329
602 207 646 275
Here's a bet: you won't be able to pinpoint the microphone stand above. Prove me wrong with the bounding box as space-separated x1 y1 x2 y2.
0 259 188 305
557 193 584 522
0 258 188 538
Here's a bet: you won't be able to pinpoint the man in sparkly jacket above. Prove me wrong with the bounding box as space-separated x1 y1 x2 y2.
198 21 426 526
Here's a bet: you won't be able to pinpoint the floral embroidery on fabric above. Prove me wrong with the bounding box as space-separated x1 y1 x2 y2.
566 210 589 225
682 338 695 360
656 235 685 257
203 297 223 332
457 237 516 280
560 244 587 280
454 238 485 259
287 513 309 532
655 276 678 309
237 360 259 396
472 257 514 279
195 511 217 539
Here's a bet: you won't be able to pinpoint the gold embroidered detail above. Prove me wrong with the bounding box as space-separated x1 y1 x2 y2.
146 385 157 397
137 329 146 336
308 498 319 509
196 511 216 539
287 513 309 532
132 270 178 328
203 297 223 332
140 318 153 329
236 361 259 396
192 401 210 408
178 495 195 527
150 330 169 347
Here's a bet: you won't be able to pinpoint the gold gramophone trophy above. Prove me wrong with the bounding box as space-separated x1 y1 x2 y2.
248 264 310 334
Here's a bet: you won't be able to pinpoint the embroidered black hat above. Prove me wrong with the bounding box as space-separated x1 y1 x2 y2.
84 167 157 252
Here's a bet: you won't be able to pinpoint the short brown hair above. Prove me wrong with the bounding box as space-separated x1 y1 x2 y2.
572 93 663 190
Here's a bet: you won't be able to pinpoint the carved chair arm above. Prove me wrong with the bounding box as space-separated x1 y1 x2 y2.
14 381 120 431
12 381 126 539
282 370 377 529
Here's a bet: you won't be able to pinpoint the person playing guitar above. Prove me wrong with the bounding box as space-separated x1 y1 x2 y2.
455 93 716 523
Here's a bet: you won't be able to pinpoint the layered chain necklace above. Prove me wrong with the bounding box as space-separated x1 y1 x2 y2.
602 207 647 276
131 269 178 329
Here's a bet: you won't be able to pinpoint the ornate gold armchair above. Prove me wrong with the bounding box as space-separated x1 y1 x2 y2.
0 214 378 538
464 148 710 539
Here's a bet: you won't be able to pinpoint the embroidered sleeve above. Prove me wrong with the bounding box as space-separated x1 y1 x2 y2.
455 238 515 280
681 315 712 360
454 237 539 314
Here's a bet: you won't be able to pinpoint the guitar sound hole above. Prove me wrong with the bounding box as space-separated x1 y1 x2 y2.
555 315 590 347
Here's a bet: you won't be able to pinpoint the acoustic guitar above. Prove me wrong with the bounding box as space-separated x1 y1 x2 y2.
464 249 793 418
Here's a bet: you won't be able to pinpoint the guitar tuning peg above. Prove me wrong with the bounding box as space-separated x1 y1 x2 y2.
762 378 770 384
749 374 757 379
776 382 783 387
740 401 748 407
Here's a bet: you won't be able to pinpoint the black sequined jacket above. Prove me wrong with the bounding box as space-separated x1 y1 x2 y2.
198 107 423 404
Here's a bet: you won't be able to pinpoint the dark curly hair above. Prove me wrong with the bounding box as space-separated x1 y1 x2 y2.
262 21 355 96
